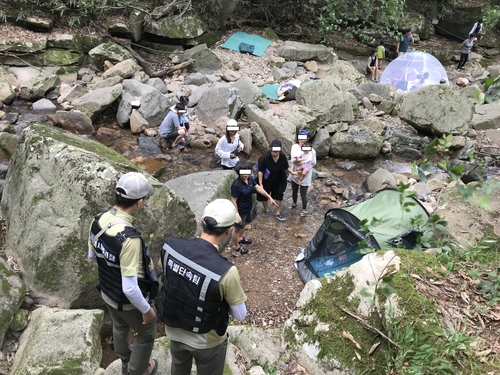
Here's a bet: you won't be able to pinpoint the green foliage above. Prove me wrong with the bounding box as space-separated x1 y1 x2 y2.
484 6 500 31
306 0 404 42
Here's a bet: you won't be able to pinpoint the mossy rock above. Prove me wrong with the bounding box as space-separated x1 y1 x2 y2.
10 309 28 332
262 28 279 41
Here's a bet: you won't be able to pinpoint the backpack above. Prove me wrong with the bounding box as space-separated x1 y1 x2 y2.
239 42 255 54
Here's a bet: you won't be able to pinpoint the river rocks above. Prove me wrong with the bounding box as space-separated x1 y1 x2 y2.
47 110 94 134
197 86 242 125
0 39 47 53
399 85 473 135
18 74 60 100
250 121 269 153
57 83 91 104
88 42 134 69
145 14 206 39
385 125 429 160
165 170 235 235
117 79 170 127
296 80 359 125
32 98 56 111
329 124 384 159
72 83 123 121
245 104 296 154
1 124 196 308
182 44 222 74
325 60 365 86
471 104 500 130
10 307 103 375
365 168 398 192
101 58 140 79
232 76 269 110
278 41 334 62
0 257 26 346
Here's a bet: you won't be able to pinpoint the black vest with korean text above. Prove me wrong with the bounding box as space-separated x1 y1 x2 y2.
157 237 233 336
90 212 158 309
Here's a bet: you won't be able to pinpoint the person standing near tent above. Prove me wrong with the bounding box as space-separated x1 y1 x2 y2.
257 139 297 221
215 119 243 170
397 29 414 56
470 19 483 40
230 160 277 255
457 33 477 71
290 130 316 217
367 49 379 82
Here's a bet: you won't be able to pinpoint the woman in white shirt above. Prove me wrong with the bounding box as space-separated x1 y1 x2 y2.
215 119 244 169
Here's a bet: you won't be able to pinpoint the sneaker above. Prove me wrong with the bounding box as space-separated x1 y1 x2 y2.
142 359 158 375
238 237 252 245
238 246 249 255
176 142 185 150
276 214 286 222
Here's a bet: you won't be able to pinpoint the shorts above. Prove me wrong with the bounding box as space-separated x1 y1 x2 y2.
164 129 180 140
234 211 252 229
256 180 285 201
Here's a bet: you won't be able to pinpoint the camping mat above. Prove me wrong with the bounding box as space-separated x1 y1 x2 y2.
221 32 272 57
259 84 280 100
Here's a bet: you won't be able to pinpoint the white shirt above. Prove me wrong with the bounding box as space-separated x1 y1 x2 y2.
215 134 244 168
290 143 316 186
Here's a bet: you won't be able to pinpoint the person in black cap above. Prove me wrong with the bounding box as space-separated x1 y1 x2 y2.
88 172 158 375
159 103 187 149
257 139 297 221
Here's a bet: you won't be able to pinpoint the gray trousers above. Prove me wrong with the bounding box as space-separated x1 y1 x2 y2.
170 338 228 375
107 305 157 375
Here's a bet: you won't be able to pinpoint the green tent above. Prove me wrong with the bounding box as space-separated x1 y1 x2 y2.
295 189 429 283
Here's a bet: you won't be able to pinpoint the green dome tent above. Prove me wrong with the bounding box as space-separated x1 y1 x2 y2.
295 189 429 283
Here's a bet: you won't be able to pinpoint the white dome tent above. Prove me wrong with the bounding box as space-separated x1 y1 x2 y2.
380 51 449 92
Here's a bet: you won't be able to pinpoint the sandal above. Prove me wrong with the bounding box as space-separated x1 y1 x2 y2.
237 246 249 255
238 237 252 245
300 211 308 217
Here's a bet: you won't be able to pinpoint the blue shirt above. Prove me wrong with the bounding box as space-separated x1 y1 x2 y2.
399 34 412 52
231 176 257 215
159 111 180 137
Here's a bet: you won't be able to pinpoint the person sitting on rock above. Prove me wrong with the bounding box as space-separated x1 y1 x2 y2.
159 103 187 150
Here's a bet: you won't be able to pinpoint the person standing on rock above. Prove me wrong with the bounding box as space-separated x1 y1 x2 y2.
289 130 316 217
230 160 277 255
457 33 477 71
215 119 244 169
88 172 158 375
157 199 247 375
257 139 297 221
397 29 414 56
159 103 187 149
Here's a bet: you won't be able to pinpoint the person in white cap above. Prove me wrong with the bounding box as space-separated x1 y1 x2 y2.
157 199 247 375
88 172 158 375
215 119 244 169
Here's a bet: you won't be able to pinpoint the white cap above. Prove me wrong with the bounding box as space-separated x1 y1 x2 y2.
227 119 238 126
116 172 154 200
202 199 240 228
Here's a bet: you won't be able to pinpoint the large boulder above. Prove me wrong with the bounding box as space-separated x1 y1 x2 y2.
365 168 398 192
18 74 60 100
398 12 435 39
10 307 103 375
435 182 500 247
48 110 95 135
232 76 269 110
88 42 134 69
329 124 383 159
0 124 196 308
278 41 333 62
0 66 15 103
280 105 319 136
245 104 296 154
72 83 123 121
296 80 359 125
250 121 269 154
182 44 222 74
385 125 428 160
101 58 140 79
145 14 206 39
311 127 331 159
165 170 235 235
0 258 26 346
117 79 171 127
57 83 91 104
399 85 473 135
197 86 243 125
357 82 392 101
325 60 366 86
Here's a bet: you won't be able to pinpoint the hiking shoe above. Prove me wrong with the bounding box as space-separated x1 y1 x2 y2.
238 246 249 255
142 359 158 375
238 237 252 245
276 214 286 222
176 142 185 150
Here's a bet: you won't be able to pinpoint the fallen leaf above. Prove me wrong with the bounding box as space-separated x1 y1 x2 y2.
355 351 362 360
342 331 361 349
369 342 381 355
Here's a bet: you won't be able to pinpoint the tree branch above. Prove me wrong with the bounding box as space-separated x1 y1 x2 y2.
340 307 399 347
